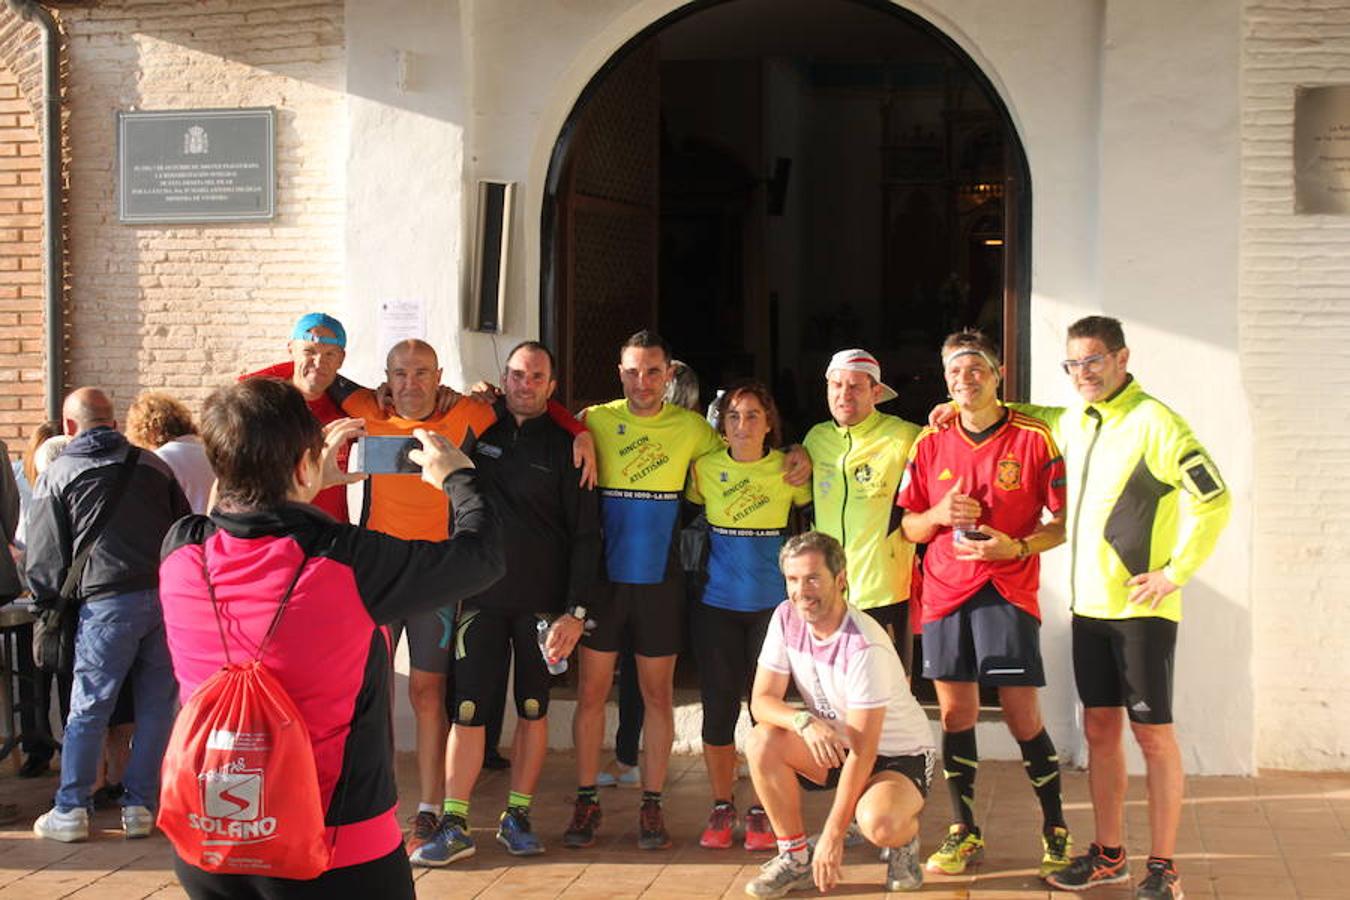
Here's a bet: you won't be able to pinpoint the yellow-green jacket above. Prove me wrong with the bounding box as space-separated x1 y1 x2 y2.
803 410 920 611
1018 377 1229 622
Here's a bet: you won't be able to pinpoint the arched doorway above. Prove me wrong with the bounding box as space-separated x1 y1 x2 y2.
542 0 1029 435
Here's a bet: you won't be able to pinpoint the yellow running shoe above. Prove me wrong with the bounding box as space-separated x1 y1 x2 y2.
1039 826 1073 878
924 824 984 875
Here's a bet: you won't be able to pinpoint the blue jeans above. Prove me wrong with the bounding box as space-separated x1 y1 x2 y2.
55 589 178 812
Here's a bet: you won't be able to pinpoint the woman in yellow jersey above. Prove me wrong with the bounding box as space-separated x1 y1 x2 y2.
686 382 813 852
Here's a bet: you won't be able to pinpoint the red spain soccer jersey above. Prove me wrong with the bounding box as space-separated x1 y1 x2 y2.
895 409 1065 623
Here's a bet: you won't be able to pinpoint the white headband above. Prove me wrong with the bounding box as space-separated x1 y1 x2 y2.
942 347 1000 371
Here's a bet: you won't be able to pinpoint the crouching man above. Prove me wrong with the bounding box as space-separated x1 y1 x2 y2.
744 532 936 897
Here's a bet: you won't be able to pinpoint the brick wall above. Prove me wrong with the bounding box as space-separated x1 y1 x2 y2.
0 10 52 460
0 63 44 456
1243 0 1350 769
58 0 345 421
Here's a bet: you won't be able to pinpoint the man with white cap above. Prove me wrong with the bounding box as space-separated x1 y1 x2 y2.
802 349 920 673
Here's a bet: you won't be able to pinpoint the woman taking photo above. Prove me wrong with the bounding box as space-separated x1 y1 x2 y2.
158 377 503 898
686 381 812 851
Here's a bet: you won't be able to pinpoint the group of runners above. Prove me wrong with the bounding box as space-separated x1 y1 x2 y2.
270 310 1227 900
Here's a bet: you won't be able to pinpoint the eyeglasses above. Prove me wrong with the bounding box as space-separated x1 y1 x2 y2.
1060 351 1117 375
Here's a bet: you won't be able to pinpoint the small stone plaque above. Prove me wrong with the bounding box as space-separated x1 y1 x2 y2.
1295 86 1350 215
118 108 275 223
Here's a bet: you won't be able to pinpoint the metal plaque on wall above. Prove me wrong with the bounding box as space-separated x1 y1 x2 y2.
118 108 275 223
1295 86 1350 215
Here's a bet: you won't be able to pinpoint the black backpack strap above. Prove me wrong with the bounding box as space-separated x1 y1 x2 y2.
201 541 310 665
59 446 141 603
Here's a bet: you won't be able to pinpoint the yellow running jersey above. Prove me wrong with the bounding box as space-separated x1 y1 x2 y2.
687 448 812 612
585 399 723 584
803 410 921 611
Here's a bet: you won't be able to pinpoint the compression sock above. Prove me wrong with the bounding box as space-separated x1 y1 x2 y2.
1018 728 1066 831
942 727 980 831
577 785 598 804
506 790 532 812
777 832 810 865
442 797 469 823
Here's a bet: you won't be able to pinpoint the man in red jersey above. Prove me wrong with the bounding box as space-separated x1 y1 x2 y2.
896 329 1071 880
240 313 358 521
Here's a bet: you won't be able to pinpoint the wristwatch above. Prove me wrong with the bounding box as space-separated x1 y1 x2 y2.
566 604 588 622
792 710 815 735
1014 538 1031 560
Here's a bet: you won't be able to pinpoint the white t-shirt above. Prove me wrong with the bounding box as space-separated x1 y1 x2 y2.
758 600 934 758
155 436 215 515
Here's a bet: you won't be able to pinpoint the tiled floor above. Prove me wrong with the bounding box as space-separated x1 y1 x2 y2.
0 750 1346 898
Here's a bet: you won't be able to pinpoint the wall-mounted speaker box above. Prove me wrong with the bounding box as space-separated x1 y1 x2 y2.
470 180 515 332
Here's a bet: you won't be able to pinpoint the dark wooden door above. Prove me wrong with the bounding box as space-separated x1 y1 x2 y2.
554 41 660 411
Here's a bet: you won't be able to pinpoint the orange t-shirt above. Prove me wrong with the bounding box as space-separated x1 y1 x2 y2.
342 390 498 541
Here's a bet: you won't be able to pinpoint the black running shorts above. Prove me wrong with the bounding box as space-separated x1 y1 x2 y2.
920 583 1044 686
583 575 685 658
388 605 455 675
1071 613 1177 725
798 748 936 798
451 606 556 725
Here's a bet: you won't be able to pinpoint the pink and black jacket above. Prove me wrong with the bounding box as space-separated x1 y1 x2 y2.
158 470 502 870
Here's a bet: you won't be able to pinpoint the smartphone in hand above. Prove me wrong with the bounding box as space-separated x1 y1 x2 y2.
355 435 421 474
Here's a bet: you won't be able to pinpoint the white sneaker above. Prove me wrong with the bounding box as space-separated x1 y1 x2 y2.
34 807 89 843
885 834 924 891
745 851 814 898
808 820 867 850
595 759 640 788
122 805 153 838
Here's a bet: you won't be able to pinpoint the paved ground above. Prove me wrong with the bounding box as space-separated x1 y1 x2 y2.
0 749 1346 898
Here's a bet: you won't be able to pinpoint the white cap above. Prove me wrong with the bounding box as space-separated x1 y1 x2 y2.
826 348 898 403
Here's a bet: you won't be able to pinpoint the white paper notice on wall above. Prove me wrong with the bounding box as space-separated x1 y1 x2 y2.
377 299 426 354
1295 86 1350 214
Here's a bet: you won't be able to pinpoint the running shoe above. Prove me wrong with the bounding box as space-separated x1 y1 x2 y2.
743 806 776 852
562 797 602 848
924 824 984 875
1039 825 1073 878
496 806 544 856
638 797 672 850
406 809 439 851
1044 842 1130 891
1135 858 1184 900
409 815 476 867
700 802 736 849
808 819 867 851
595 758 641 788
885 834 924 892
744 851 814 898
121 804 154 839
33 806 88 843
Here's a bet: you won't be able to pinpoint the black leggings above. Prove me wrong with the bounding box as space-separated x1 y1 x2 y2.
173 845 415 900
693 603 773 746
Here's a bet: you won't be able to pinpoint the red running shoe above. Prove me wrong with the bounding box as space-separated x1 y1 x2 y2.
743 805 777 852
699 802 736 849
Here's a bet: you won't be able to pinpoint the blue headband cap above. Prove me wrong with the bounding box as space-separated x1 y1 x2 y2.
291 312 346 348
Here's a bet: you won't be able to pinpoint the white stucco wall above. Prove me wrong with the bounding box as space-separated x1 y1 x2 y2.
1242 0 1350 770
346 0 1258 772
341 0 469 389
